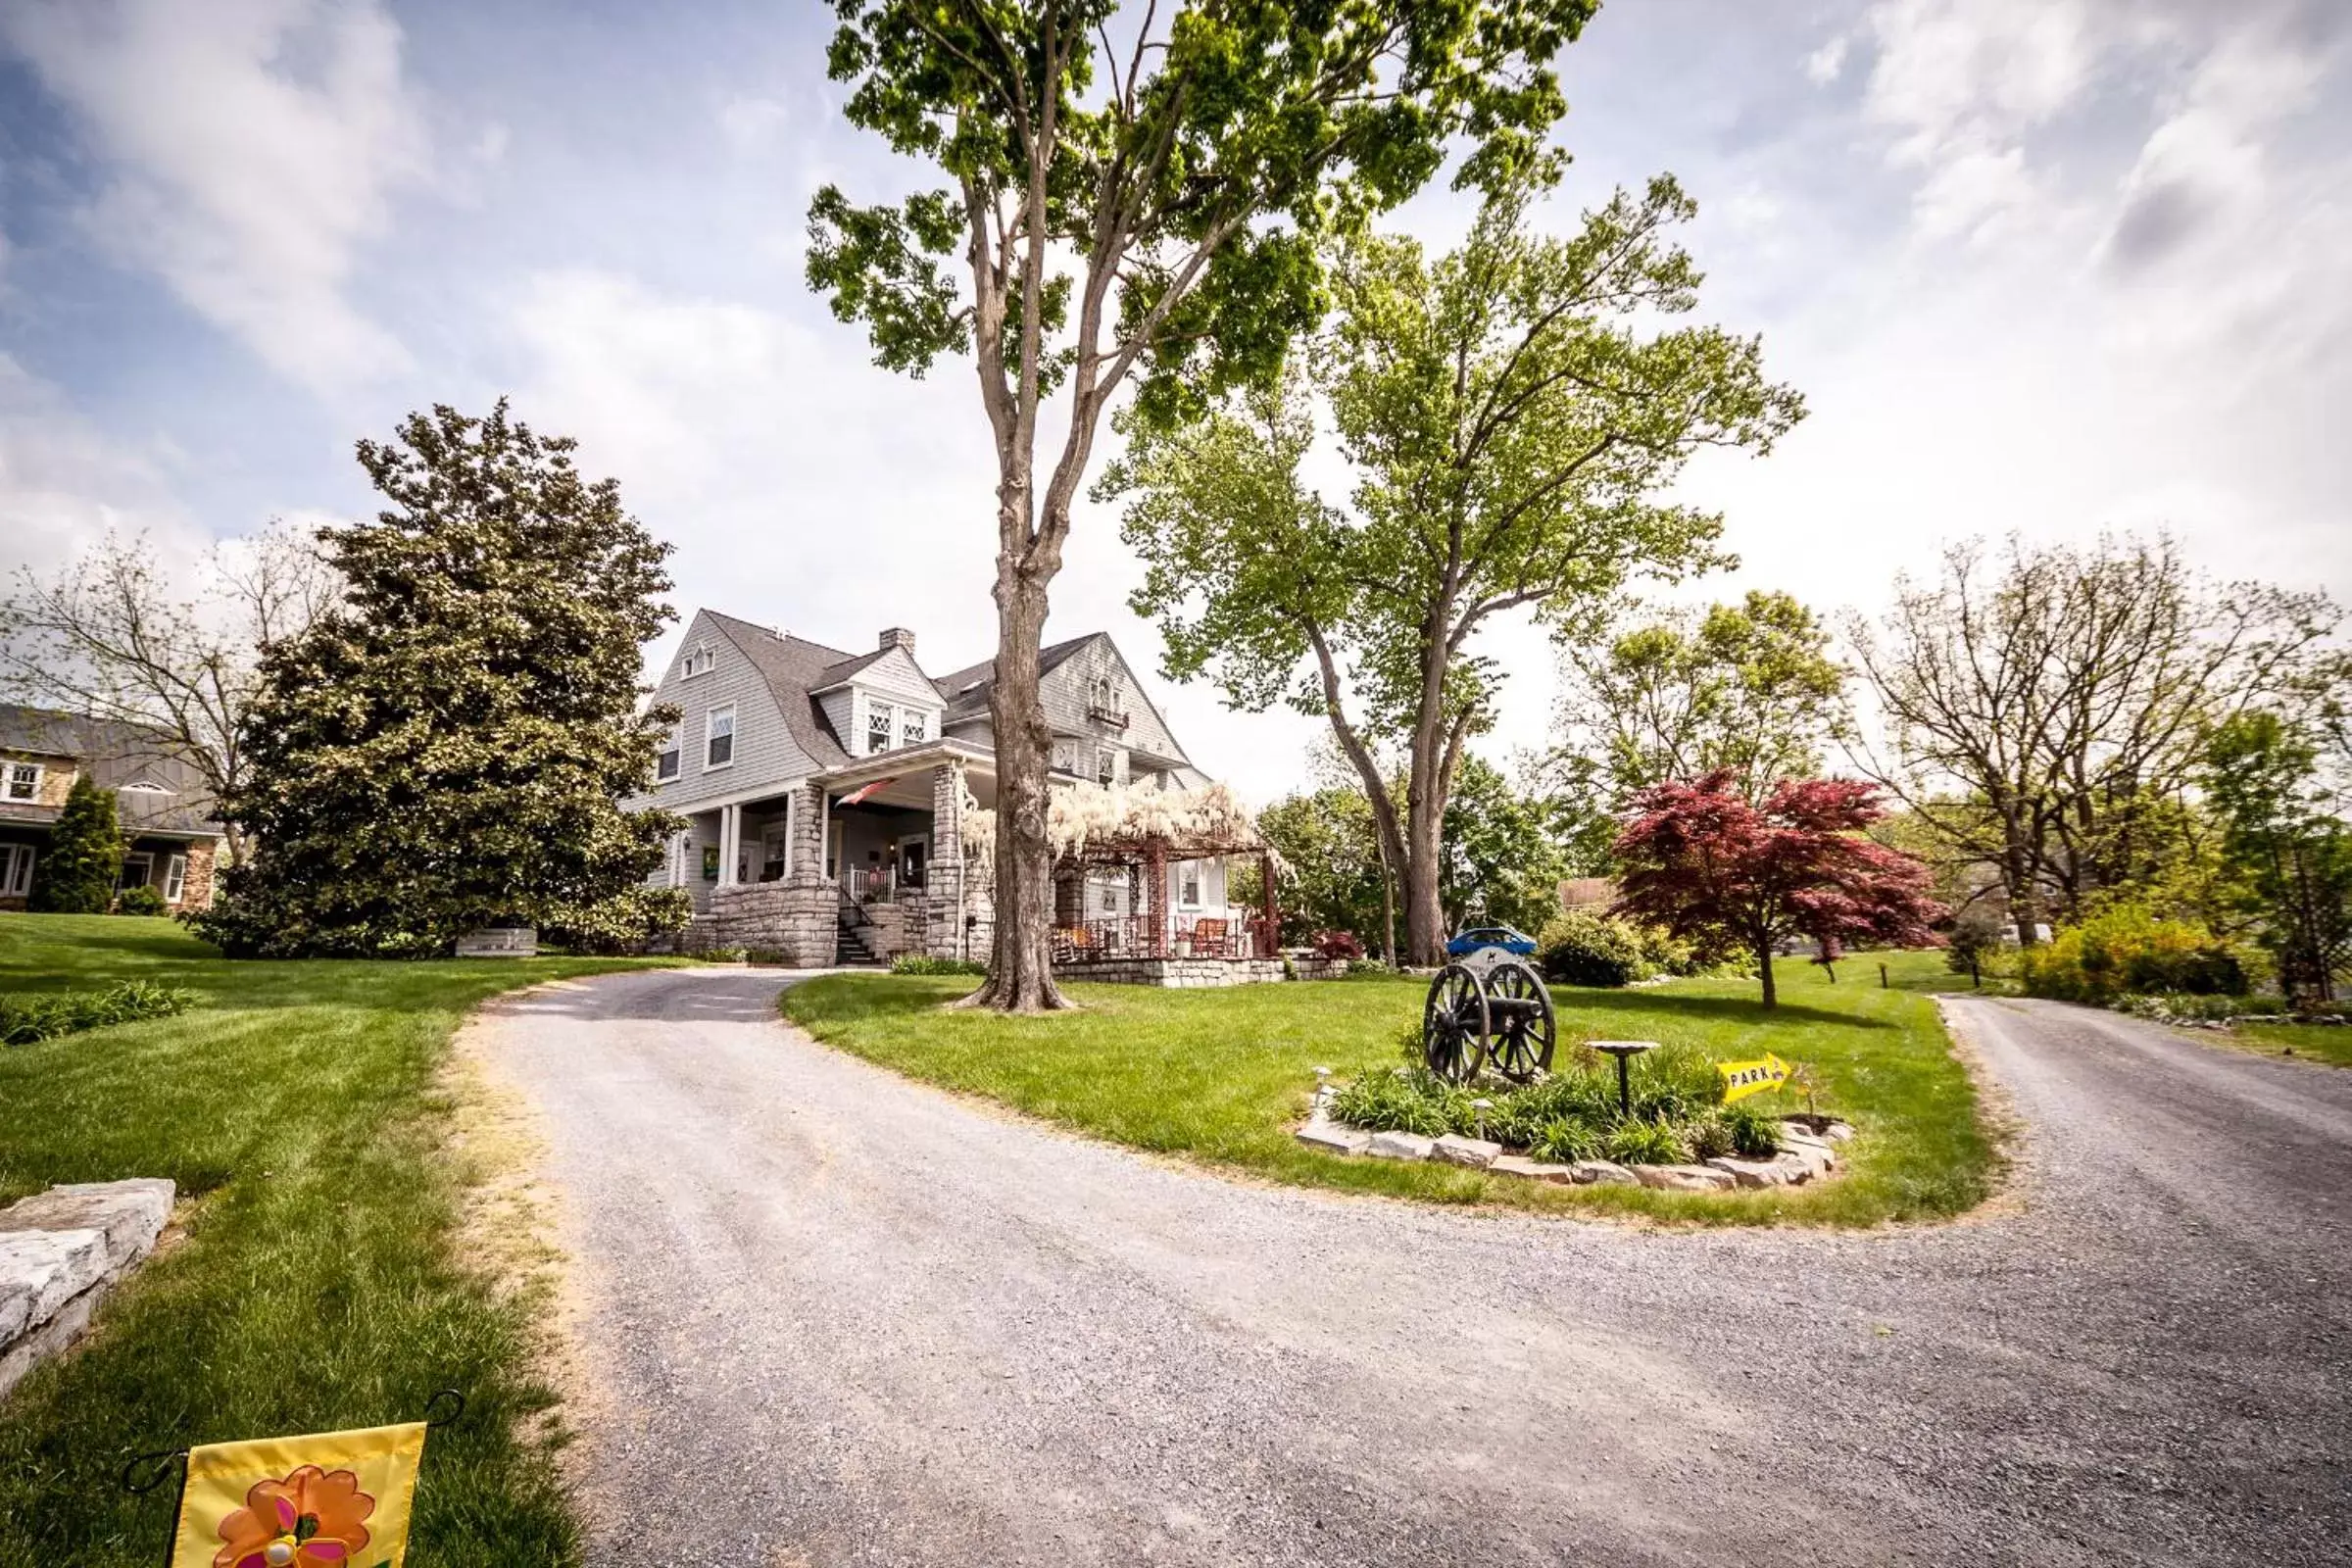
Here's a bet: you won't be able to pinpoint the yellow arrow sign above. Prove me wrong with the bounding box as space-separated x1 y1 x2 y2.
1718 1053 1796 1103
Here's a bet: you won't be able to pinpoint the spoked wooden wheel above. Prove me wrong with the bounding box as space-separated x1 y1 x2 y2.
1483 958 1556 1083
1422 963 1490 1085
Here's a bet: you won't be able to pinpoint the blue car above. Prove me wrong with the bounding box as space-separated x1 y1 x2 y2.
1446 926 1538 957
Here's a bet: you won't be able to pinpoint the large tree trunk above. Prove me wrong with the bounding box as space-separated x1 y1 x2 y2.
961 505 1069 1013
1757 936 1779 1008
1403 780 1446 965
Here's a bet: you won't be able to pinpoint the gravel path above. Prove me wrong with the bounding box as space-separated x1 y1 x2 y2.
483 972 2352 1566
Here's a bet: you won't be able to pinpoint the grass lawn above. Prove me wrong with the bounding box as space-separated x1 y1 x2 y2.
783 947 1998 1227
2213 1020 2352 1068
0 913 678 1568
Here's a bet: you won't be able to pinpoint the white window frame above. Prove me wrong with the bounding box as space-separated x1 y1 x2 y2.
681 643 715 678
865 699 894 756
0 843 33 898
1096 747 1119 787
705 706 736 770
656 724 681 781
164 853 188 903
120 851 154 892
900 707 928 748
1178 860 1202 908
4 761 41 803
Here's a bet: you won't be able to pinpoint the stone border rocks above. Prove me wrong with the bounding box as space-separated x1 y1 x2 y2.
0 1179 173 1399
1295 1084 1852 1196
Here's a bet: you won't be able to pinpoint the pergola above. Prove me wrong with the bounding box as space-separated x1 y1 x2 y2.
959 779 1282 960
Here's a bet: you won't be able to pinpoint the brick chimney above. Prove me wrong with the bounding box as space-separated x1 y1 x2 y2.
879 627 916 655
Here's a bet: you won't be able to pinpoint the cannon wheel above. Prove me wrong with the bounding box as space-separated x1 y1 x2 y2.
1483 958 1556 1083
1422 964 1490 1085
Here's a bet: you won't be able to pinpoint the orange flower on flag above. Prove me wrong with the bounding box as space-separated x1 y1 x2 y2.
212 1465 375 1568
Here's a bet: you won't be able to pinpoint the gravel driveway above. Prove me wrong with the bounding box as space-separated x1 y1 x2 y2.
483 971 2351 1566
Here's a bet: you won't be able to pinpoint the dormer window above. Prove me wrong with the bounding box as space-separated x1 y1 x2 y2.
681 644 715 678
867 703 893 755
6 762 45 801
901 709 927 747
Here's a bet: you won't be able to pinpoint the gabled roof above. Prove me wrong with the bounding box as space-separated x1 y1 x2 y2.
699 612 857 768
0 703 222 836
936 634 1098 723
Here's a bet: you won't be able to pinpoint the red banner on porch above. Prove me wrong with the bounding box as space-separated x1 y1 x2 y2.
837 777 899 807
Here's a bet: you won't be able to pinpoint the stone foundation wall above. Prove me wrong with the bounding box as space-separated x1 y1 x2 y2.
711 880 836 965
863 900 917 958
1055 956 1290 988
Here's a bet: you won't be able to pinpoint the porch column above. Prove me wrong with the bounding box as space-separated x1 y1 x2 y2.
1146 838 1169 958
785 781 825 883
716 804 739 887
1258 850 1279 958
927 762 965 959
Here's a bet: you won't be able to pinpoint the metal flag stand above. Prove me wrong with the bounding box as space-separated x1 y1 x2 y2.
121 1389 466 1568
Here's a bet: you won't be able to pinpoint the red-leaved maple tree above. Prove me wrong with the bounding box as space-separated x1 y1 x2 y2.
1612 770 1944 1007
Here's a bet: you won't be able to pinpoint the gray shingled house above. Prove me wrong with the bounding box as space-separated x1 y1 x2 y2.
0 705 226 912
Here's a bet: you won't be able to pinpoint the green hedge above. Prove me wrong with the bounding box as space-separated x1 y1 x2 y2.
2020 905 2248 1004
0 979 194 1047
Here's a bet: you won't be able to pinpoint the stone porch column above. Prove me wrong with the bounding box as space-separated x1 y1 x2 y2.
786 781 826 884
927 762 966 959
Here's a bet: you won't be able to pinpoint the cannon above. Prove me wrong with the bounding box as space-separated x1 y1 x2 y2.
1422 926 1556 1085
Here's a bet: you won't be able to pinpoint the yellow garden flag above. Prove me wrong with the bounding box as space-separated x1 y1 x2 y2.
1718 1052 1797 1103
171 1422 427 1568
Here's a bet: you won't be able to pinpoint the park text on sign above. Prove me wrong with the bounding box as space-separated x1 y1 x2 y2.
1718 1053 1796 1103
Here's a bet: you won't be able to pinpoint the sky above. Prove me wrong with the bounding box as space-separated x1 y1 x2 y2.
1 0 2346 806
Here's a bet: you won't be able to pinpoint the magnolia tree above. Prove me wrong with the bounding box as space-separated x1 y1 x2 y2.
1612 770 1942 1007
806 0 1592 1009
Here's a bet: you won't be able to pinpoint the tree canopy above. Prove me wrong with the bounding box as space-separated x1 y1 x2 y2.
806 0 1592 1009
2201 710 2352 1003
1106 170 1803 961
1612 770 1942 1007
191 403 684 958
1552 589 1845 808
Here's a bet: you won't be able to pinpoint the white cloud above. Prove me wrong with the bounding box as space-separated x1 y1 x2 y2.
1805 36 1849 86
0 353 209 577
0 0 430 395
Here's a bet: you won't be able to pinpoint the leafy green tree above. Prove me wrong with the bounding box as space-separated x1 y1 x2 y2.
1256 787 1388 953
805 0 1590 1010
1107 173 1802 962
2202 711 2352 1003
1440 754 1573 937
29 774 122 913
191 403 683 958
1553 590 1844 806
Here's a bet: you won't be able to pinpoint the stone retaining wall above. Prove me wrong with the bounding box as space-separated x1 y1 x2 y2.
1 1179 173 1398
711 880 836 965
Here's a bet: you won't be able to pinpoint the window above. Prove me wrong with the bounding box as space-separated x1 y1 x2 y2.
866 701 893 755
706 707 735 768
4 762 40 802
0 843 32 898
1179 861 1202 907
119 852 154 892
656 726 681 781
681 644 715 678
164 854 187 903
122 780 172 795
1097 748 1117 787
901 708 927 748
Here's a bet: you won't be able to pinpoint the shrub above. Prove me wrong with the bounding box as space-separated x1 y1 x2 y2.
1725 1104 1783 1158
890 955 988 976
29 776 122 913
1626 1041 1727 1122
2021 905 2249 1004
542 886 693 956
1537 908 1649 988
113 885 169 917
688 944 748 963
1530 1118 1600 1162
1328 1068 1463 1138
1684 1111 1736 1162
1945 908 2005 979
0 980 193 1047
1345 956 1391 976
1310 929 1366 960
1601 1116 1689 1167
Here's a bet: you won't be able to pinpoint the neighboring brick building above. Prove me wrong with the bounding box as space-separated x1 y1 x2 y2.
0 705 225 912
